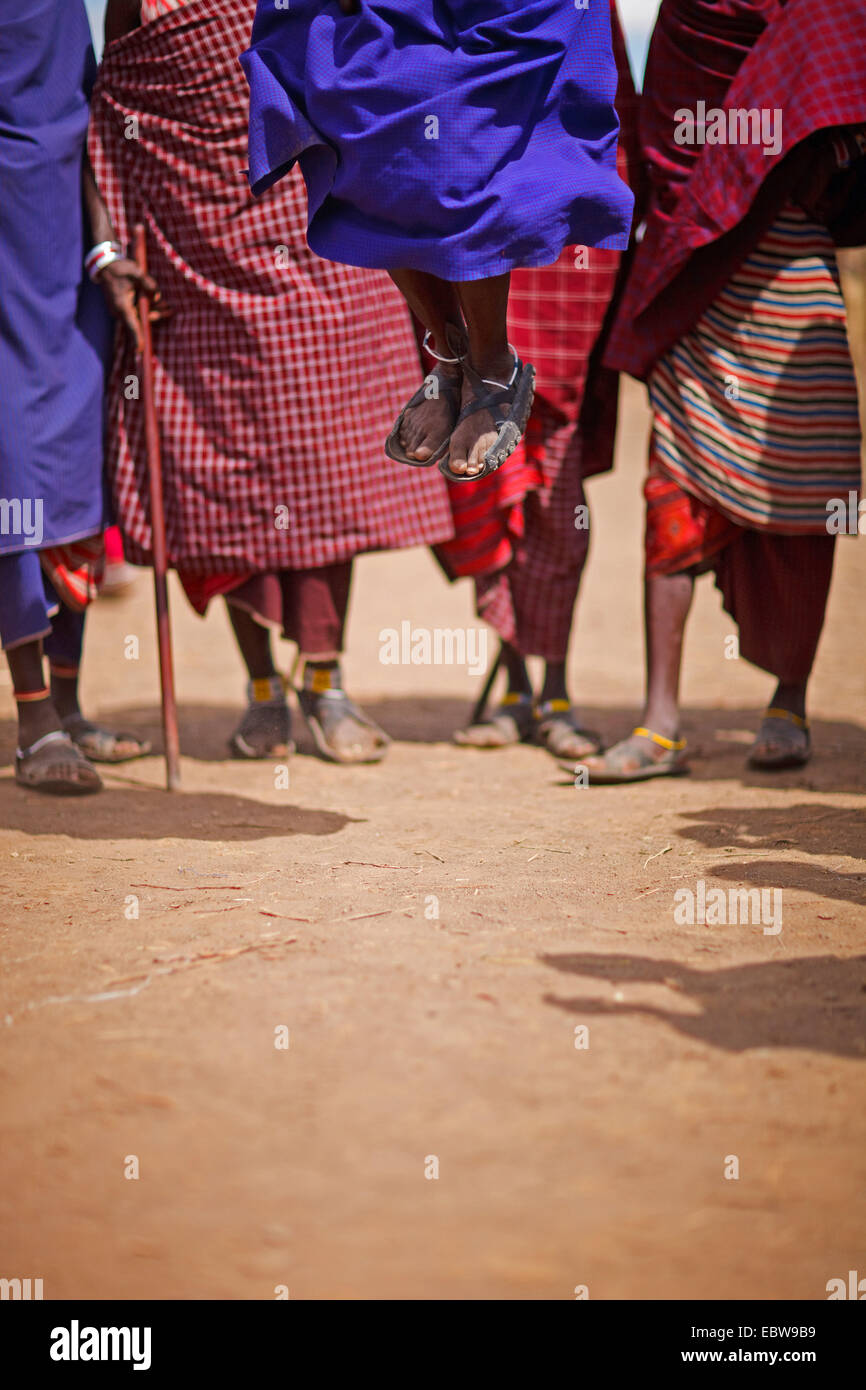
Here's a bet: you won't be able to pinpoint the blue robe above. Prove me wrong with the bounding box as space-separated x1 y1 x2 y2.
0 0 109 561
242 0 634 280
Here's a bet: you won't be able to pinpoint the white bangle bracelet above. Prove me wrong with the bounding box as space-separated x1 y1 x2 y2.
85 240 123 281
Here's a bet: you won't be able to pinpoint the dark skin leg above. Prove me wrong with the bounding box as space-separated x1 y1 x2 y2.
6 642 59 746
449 272 515 478
389 268 465 462
768 680 807 720
501 641 533 697
227 604 278 680
540 660 568 703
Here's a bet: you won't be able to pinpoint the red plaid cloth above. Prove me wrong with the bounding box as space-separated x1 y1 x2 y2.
88 0 453 575
607 0 866 380
437 2 640 658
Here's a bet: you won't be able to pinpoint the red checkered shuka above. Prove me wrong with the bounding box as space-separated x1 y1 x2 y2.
88 0 453 575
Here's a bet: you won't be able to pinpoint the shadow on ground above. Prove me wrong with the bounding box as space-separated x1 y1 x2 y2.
672 802 866 908
0 783 358 842
541 951 866 1057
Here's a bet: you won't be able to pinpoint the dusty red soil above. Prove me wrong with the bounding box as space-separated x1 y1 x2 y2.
1 381 864 1300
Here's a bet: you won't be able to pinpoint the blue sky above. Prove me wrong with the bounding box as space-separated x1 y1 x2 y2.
84 1 660 80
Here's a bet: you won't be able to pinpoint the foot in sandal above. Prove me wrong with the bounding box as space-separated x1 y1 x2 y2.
297 663 388 764
442 347 535 482
62 713 152 763
15 730 102 795
747 706 810 770
454 692 535 748
386 329 465 467
576 727 689 785
229 676 294 760
534 700 602 761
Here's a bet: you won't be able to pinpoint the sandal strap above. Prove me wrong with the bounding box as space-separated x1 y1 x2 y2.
633 726 687 752
535 698 571 719
422 328 466 365
763 706 809 731
16 730 80 761
406 366 462 410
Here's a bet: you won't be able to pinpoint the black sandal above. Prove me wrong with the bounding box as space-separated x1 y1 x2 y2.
385 329 465 468
439 348 536 484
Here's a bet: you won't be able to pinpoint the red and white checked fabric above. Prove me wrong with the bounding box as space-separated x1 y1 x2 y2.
89 0 453 575
140 0 185 24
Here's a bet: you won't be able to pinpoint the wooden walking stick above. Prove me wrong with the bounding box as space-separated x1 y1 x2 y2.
134 223 181 791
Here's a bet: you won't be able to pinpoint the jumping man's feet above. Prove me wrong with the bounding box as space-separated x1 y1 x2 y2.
447 349 519 479
398 360 463 463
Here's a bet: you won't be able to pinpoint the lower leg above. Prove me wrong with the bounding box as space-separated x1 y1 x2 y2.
454 273 512 380
227 603 277 680
641 571 695 738
225 602 289 759
501 641 533 697
767 678 808 718
389 269 465 358
540 660 568 703
449 273 520 477
45 603 86 720
7 641 58 746
294 564 387 762
389 269 466 462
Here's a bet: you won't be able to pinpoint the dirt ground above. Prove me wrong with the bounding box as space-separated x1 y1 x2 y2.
1 379 864 1301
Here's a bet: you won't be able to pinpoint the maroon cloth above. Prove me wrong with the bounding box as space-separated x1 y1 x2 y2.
181 562 351 652
89 1 452 576
226 564 352 655
606 0 866 380
714 531 836 683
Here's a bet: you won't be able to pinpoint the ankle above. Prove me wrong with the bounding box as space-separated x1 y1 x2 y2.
469 347 515 383
16 690 61 748
49 668 81 721
770 683 807 718
501 646 532 697
641 707 680 740
303 659 342 693
540 663 568 704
